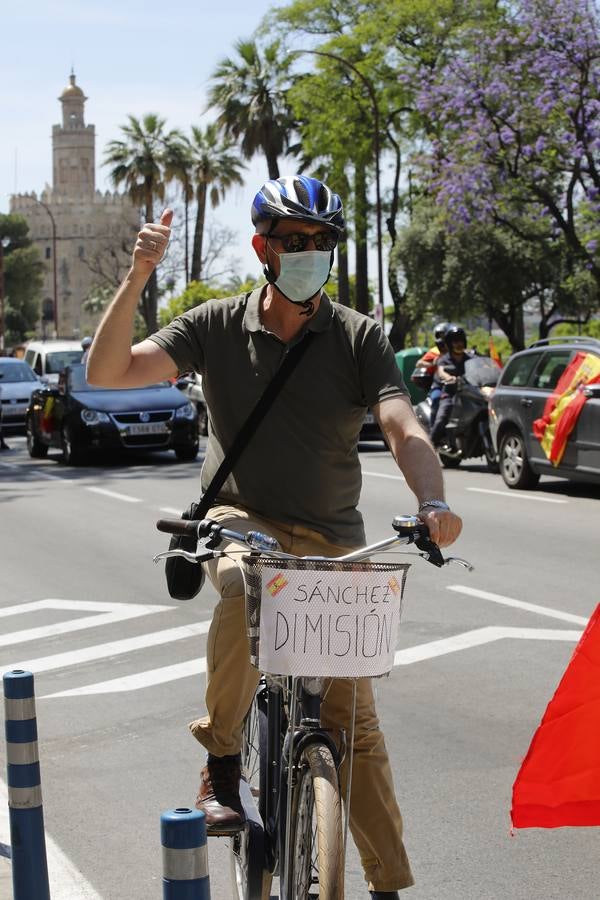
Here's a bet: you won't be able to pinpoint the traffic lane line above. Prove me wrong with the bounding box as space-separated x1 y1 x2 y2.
42 658 207 697
86 486 142 503
466 487 568 504
447 585 589 625
362 470 406 482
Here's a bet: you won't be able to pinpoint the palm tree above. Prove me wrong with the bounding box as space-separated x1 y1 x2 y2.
163 132 194 284
187 124 245 282
208 39 294 179
104 114 167 334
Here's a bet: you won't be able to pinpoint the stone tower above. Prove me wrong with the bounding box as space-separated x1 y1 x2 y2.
10 72 139 339
52 71 95 198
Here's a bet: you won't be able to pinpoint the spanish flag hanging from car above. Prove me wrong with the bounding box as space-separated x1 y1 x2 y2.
533 351 600 466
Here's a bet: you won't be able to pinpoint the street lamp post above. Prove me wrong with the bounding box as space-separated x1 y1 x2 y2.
292 49 384 319
0 238 6 353
34 198 58 338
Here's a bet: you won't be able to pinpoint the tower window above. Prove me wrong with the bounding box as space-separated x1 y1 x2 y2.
45 247 51 259
78 246 85 259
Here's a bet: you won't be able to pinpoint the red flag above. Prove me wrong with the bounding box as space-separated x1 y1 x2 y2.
511 604 600 828
489 336 502 369
533 352 600 466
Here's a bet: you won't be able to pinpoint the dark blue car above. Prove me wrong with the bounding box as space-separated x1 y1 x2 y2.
26 364 199 465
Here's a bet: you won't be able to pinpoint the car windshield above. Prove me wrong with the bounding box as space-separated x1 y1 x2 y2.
0 361 37 383
67 364 170 392
46 350 83 373
464 356 501 387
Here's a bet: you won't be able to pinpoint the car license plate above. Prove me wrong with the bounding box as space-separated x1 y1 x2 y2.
364 412 375 424
5 404 27 417
124 423 168 435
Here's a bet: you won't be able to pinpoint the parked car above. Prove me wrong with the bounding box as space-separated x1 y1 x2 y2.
23 340 84 384
175 372 209 436
26 363 199 465
0 358 44 434
489 336 600 489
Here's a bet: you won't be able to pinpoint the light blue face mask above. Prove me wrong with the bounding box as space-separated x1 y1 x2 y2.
270 249 333 303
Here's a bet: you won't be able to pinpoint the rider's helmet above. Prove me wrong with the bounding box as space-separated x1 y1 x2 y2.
81 336 92 351
444 324 467 352
433 321 449 350
251 175 345 233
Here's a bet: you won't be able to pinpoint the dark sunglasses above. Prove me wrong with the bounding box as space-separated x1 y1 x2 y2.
267 230 339 253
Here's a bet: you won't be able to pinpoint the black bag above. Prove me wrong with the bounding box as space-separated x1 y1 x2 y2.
165 502 205 601
164 332 315 600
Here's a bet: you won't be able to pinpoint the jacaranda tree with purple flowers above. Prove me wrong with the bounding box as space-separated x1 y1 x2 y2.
413 0 600 341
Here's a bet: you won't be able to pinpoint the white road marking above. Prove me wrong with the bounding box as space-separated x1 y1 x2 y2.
29 469 75 483
42 658 207 697
394 626 581 665
10 621 211 674
41 626 581 697
159 507 184 516
447 585 589 625
0 779 104 899
0 599 172 648
0 461 18 469
362 470 406 482
466 487 567 503
86 487 141 503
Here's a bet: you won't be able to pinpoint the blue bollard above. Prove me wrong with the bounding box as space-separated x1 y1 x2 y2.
3 670 51 900
161 808 210 899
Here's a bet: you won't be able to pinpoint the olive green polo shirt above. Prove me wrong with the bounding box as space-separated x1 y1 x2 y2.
149 288 407 545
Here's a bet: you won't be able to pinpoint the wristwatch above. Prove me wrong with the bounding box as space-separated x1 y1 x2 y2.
418 499 450 513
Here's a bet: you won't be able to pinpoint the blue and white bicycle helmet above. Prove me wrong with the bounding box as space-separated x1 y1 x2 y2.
251 175 345 232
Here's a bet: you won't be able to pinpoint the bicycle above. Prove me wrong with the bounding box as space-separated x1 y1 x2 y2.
154 514 473 900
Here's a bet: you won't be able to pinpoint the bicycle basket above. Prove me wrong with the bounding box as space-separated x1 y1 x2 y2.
241 555 410 678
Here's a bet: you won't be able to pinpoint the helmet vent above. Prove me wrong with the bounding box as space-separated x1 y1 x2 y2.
294 179 310 209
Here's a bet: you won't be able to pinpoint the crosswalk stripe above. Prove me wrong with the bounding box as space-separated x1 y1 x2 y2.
9 621 212 674
42 658 207 697
86 487 142 502
0 601 172 649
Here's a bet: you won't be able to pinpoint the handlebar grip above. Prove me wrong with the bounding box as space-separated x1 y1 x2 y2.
156 518 199 537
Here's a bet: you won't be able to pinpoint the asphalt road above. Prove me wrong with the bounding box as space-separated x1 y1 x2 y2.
0 435 598 900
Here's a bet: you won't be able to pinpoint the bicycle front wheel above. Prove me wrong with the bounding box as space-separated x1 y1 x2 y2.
286 741 344 900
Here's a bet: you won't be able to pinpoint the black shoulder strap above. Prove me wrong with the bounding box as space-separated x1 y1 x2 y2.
196 331 315 518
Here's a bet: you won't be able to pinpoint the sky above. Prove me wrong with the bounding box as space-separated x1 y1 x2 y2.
0 0 294 283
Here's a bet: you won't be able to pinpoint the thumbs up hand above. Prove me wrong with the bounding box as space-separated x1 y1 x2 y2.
132 209 173 273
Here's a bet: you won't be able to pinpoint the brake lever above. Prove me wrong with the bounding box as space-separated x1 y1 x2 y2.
444 556 475 572
153 548 218 565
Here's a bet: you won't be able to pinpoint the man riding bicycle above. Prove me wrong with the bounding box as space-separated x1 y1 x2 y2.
86 174 462 899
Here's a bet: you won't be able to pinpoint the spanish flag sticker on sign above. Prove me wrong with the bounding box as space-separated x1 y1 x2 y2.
266 573 288 597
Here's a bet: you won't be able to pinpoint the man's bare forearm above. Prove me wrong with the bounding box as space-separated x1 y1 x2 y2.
394 431 445 506
86 267 148 385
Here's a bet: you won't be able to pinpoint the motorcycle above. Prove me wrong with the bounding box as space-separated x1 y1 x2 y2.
414 355 500 471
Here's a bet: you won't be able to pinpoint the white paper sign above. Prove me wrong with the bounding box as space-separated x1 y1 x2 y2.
257 564 404 677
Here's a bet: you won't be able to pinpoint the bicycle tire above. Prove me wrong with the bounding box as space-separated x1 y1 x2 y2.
230 690 272 900
286 741 344 900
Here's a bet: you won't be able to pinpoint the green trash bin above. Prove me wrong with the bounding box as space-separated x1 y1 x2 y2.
394 347 430 405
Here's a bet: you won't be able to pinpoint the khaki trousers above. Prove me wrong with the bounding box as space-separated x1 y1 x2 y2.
189 504 415 892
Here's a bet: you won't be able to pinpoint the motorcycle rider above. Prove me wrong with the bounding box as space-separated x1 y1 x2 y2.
429 324 474 447
412 321 449 422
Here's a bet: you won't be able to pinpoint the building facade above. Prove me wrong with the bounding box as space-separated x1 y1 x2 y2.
10 72 139 339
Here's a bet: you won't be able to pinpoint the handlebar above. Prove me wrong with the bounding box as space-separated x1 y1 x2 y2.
154 515 474 571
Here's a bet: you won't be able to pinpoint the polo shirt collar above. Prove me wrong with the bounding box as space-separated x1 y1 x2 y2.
243 286 334 335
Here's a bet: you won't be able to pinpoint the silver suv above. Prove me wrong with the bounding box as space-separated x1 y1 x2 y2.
489 336 600 489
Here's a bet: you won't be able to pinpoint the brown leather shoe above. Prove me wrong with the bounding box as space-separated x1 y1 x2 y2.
195 758 246 835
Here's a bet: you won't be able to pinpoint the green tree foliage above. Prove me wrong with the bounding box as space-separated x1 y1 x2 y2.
0 214 43 345
159 277 261 327
207 39 294 179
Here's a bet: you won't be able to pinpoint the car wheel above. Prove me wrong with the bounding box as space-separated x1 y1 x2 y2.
499 429 540 489
175 443 199 462
26 419 48 459
196 403 209 437
61 425 85 466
